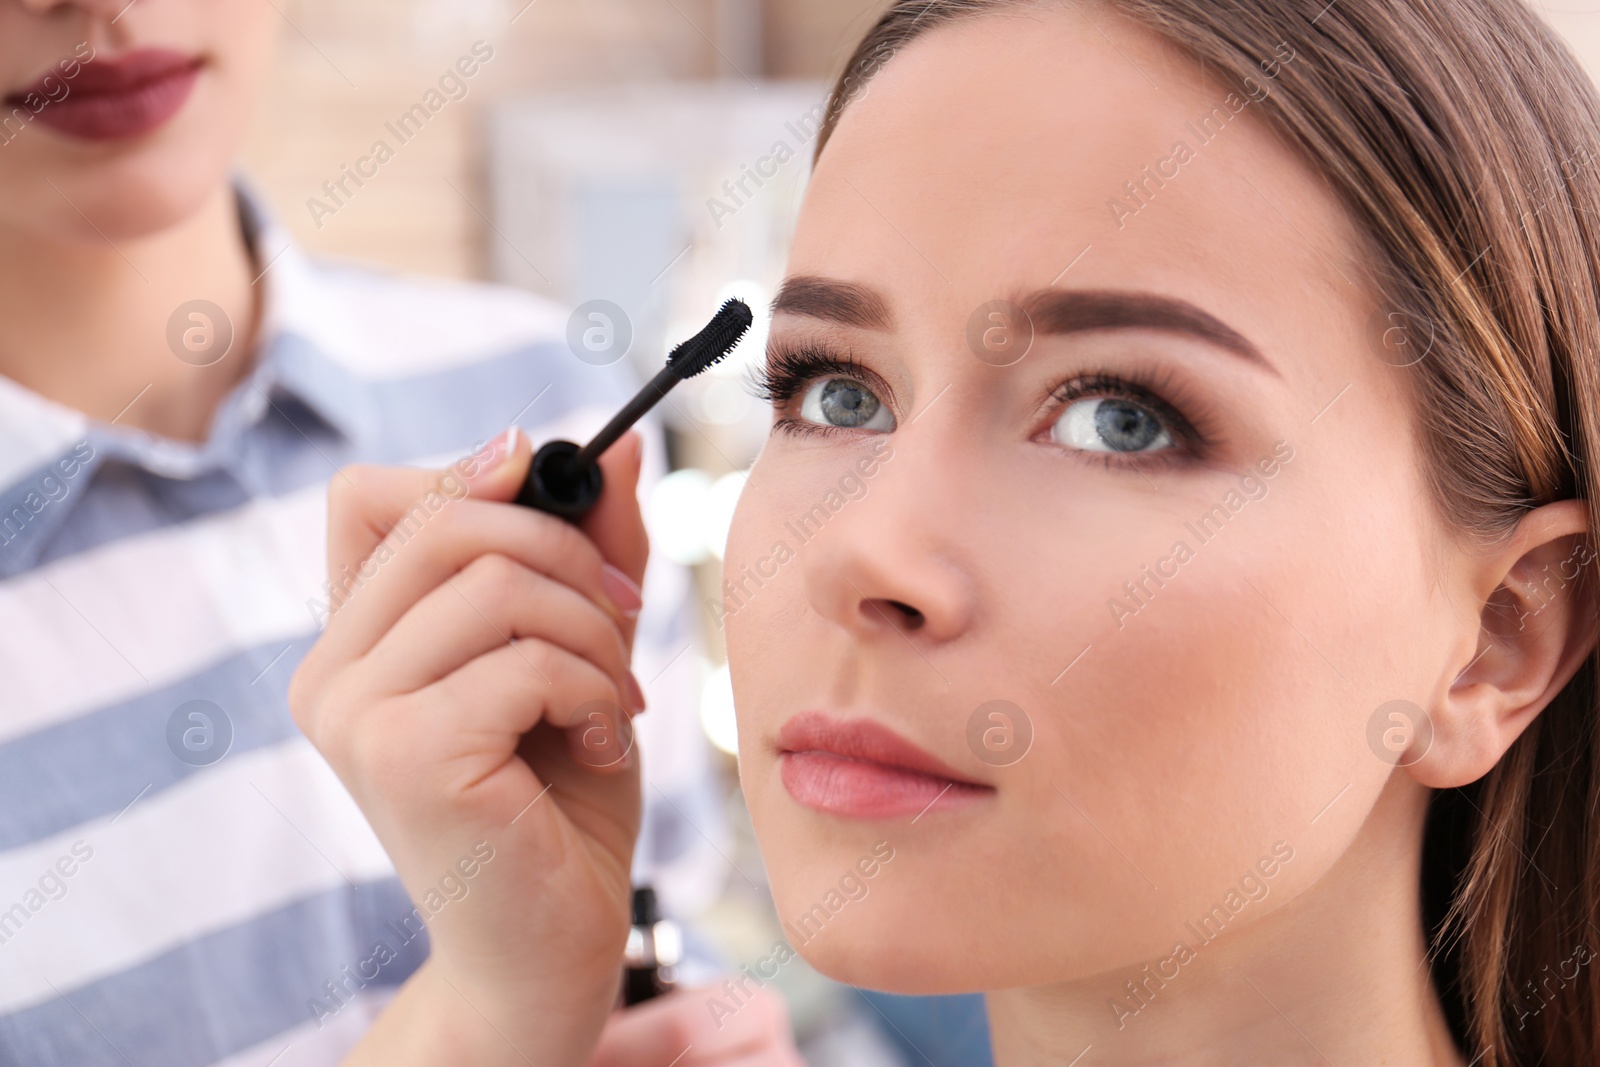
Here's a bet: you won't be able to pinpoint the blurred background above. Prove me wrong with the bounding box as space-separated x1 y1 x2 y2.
233 2 1600 1062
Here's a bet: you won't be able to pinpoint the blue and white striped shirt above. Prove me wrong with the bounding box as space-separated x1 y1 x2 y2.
0 183 724 1067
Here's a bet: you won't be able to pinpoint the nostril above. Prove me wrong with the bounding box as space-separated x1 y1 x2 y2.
889 598 928 630
858 597 927 631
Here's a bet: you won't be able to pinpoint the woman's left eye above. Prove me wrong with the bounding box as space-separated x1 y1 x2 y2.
1051 396 1174 454
799 377 896 431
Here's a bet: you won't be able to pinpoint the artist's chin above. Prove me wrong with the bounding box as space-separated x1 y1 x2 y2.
19 104 235 240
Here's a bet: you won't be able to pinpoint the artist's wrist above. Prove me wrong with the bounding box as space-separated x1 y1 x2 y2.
376 959 618 1067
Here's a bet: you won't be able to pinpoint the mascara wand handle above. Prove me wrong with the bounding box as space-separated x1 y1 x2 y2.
574 363 683 469
514 439 605 521
516 361 682 522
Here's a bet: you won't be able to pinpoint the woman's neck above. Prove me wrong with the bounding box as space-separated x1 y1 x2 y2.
985 778 1465 1066
0 182 260 443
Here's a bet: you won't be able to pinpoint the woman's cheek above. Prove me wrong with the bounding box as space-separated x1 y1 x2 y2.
723 475 802 748
1049 540 1347 870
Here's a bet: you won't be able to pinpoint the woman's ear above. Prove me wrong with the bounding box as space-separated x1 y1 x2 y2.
1411 498 1598 789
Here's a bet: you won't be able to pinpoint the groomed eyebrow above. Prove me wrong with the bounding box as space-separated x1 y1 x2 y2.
770 275 1275 376
1020 289 1277 376
770 275 893 330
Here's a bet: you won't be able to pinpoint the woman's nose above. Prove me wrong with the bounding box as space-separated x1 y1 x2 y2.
800 438 978 647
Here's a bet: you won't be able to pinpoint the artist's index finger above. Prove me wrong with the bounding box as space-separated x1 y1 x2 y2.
324 431 520 610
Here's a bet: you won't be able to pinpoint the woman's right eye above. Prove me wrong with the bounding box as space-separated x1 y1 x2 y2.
798 377 896 431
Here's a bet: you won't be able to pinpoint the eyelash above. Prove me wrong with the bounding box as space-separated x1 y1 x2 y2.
1050 367 1218 467
747 345 887 438
748 343 1221 464
749 346 872 405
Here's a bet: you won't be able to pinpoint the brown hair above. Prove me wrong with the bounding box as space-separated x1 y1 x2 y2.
815 0 1600 1061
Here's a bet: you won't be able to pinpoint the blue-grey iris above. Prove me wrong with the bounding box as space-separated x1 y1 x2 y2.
1094 398 1162 452
820 379 880 427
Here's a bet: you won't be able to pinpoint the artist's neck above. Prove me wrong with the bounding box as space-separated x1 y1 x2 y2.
985 776 1465 1066
0 181 259 442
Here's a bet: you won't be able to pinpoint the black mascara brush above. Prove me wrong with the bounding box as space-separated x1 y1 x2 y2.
516 297 753 521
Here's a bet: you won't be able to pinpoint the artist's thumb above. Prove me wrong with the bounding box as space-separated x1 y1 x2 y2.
459 426 535 502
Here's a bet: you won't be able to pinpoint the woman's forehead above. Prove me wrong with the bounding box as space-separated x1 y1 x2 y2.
783 9 1374 404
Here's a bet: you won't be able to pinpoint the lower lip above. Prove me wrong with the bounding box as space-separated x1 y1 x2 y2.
12 62 201 142
780 751 993 820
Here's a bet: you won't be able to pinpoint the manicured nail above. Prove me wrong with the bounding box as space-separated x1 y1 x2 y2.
467 427 520 481
601 563 642 618
624 671 647 714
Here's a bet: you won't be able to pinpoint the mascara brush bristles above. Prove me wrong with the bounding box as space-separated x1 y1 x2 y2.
573 298 754 468
667 298 754 377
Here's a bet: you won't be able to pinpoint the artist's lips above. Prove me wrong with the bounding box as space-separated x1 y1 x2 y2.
777 710 994 820
5 49 203 141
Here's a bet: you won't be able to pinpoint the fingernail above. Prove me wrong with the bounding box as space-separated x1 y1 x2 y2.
466 427 520 482
601 563 642 619
624 671 647 714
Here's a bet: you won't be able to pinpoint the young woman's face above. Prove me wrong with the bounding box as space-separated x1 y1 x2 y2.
725 7 1460 992
0 0 277 240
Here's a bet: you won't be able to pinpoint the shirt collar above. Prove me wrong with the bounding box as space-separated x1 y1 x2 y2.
234 174 381 447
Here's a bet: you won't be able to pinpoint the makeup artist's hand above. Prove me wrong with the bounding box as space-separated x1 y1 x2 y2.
289 427 651 1067
589 986 806 1067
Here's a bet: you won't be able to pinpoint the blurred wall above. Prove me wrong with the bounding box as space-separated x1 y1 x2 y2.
239 0 1600 281
1545 9 1600 96
238 0 889 278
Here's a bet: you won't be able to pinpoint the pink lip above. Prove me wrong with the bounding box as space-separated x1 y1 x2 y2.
776 710 995 820
6 48 203 142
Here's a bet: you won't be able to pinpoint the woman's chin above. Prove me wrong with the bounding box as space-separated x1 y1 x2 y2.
792 933 992 996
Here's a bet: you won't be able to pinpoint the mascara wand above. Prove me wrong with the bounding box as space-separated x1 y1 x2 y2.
516 297 753 521
514 299 750 1009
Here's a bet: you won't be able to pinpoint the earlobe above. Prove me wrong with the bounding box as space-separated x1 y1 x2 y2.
1409 498 1597 789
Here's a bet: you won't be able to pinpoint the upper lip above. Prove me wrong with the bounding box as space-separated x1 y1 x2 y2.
5 48 201 103
777 710 991 787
